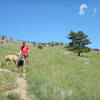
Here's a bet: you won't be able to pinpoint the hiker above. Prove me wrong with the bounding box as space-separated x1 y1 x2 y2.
20 42 29 66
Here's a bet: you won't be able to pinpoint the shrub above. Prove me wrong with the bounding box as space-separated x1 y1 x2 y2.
38 45 43 49
0 41 4 44
7 93 21 100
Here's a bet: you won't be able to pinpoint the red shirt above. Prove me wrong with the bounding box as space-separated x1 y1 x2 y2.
21 44 29 56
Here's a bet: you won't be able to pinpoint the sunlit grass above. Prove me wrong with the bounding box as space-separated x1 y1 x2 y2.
1 41 100 100
26 46 100 100
0 71 16 93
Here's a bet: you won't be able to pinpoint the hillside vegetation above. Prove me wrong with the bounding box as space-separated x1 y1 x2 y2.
0 40 100 100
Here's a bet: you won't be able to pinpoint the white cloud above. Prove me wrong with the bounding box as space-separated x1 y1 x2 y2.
93 8 96 16
79 4 88 15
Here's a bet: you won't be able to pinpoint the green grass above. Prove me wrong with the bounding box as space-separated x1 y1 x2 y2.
0 94 7 100
0 71 16 93
1 40 100 100
0 41 20 99
7 93 21 100
26 46 100 100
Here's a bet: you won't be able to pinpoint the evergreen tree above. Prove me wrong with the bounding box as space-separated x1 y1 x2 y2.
67 31 91 56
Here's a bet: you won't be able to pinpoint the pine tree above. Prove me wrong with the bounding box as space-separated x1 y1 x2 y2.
67 31 91 56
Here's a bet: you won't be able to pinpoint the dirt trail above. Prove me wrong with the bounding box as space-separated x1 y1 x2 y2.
0 68 12 73
0 68 29 100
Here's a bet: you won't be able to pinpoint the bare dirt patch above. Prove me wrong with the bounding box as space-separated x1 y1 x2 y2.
0 68 29 100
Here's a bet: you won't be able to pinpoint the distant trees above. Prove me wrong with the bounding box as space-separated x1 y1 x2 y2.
0 35 6 44
10 37 13 40
92 48 100 51
31 41 65 47
0 34 14 45
67 31 91 56
31 42 37 46
1 35 6 40
0 34 13 41
47 41 64 47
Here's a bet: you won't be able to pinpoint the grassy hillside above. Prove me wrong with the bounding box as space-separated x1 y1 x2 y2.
0 40 100 100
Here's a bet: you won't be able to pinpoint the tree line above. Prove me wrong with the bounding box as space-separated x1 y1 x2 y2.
0 31 100 55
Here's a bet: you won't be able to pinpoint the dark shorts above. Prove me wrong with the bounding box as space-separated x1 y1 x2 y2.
22 55 28 60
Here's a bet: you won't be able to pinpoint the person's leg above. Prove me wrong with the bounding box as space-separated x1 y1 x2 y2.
25 55 29 64
23 55 26 66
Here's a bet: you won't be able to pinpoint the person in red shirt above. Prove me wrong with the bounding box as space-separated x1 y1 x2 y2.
21 42 29 65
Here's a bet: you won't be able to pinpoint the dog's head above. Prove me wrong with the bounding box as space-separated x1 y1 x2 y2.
17 59 24 67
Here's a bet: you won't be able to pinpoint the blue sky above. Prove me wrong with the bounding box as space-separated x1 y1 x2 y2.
0 0 100 48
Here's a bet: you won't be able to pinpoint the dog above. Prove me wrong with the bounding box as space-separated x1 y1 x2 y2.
17 56 25 67
17 59 24 67
5 55 18 65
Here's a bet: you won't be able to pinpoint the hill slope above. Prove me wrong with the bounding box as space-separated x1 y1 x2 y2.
0 41 100 100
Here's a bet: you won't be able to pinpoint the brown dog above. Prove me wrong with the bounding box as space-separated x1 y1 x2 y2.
5 55 18 65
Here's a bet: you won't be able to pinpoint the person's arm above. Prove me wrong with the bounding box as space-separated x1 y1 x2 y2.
21 46 23 51
19 50 21 54
28 49 30 53
20 46 23 56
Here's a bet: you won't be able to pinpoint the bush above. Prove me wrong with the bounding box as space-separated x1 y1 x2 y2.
38 45 43 49
0 41 4 44
7 93 21 100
